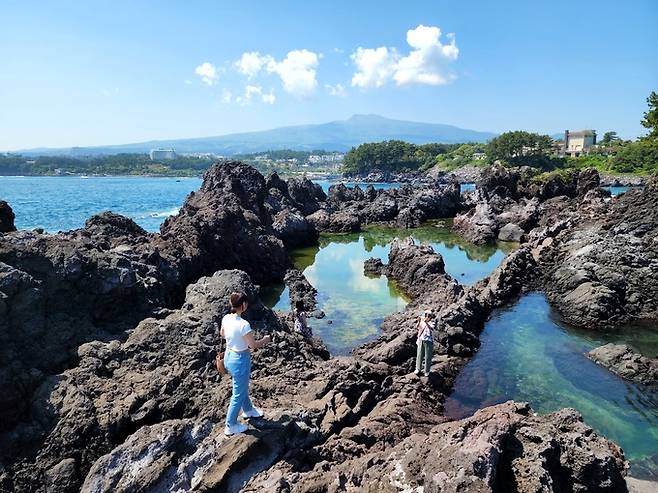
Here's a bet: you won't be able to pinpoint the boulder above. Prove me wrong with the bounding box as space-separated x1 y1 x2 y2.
283 269 317 312
0 201 16 233
587 344 658 385
498 222 524 242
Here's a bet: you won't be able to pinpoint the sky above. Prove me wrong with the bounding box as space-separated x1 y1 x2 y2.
1 0 656 150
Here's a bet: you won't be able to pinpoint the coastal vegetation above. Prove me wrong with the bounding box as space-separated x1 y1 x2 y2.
0 149 341 177
0 153 212 176
345 91 658 178
342 140 462 174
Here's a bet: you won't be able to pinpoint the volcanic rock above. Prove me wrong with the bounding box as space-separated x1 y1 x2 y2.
283 268 317 312
0 201 16 233
587 344 658 385
157 162 290 286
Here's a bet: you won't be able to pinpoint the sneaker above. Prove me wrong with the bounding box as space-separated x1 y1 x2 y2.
424 372 430 377
414 370 420 376
242 407 264 419
224 423 249 436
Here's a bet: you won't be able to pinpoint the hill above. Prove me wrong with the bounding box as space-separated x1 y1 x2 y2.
17 115 497 157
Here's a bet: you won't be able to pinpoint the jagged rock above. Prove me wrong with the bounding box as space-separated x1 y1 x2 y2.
315 182 460 232
498 222 525 242
1 269 326 492
452 198 498 244
286 177 326 216
0 218 176 433
587 344 658 385
308 208 361 233
0 201 16 233
385 238 451 299
157 162 290 286
272 209 317 248
542 177 658 328
284 269 317 312
293 401 627 493
81 408 325 493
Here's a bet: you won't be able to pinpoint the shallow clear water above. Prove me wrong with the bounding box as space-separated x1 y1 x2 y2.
0 176 202 232
603 185 643 197
262 222 514 354
444 293 658 477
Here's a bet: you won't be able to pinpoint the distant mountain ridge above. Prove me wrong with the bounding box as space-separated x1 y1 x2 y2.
17 114 498 157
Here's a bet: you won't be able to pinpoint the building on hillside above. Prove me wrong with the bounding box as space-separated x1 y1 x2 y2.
561 130 596 157
472 152 486 160
308 153 345 164
149 149 177 160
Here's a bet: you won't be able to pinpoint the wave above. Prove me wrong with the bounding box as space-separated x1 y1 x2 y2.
147 207 180 218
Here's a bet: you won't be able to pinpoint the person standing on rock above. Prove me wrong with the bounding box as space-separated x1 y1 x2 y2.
415 310 436 377
221 291 271 436
292 300 313 339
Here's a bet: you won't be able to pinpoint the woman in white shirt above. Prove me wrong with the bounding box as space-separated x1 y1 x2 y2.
221 292 271 436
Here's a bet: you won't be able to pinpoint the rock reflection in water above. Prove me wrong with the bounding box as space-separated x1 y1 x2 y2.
263 222 513 354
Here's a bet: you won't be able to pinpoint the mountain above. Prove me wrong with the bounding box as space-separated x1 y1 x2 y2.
17 115 497 157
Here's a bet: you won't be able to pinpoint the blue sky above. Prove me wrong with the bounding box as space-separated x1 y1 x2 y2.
1 0 656 150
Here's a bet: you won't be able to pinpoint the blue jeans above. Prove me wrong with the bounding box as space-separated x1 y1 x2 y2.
224 350 255 426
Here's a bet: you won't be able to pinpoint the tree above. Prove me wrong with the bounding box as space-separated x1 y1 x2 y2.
486 131 554 168
641 91 658 140
601 131 620 145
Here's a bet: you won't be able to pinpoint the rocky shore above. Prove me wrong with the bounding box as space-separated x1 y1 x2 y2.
1 161 656 491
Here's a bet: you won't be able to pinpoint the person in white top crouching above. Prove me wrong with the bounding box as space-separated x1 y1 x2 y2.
221 291 271 436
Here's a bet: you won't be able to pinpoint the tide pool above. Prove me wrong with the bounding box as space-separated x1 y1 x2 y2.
262 222 514 354
444 293 658 478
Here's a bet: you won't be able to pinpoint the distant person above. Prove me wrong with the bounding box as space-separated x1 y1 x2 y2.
221 291 271 436
292 300 313 339
415 309 436 377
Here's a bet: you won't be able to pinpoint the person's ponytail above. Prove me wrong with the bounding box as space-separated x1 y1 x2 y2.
229 292 248 313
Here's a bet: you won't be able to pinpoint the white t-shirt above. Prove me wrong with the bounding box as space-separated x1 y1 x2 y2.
222 313 252 351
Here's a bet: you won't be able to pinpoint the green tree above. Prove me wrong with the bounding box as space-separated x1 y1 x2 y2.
601 131 620 145
641 91 658 140
486 131 555 168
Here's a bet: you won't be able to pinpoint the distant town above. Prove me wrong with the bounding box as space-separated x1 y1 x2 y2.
0 125 655 179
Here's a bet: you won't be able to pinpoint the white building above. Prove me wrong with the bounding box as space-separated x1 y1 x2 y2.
562 130 596 157
149 149 177 160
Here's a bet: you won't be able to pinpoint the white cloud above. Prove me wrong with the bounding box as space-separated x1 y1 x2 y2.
261 89 276 104
266 49 320 97
235 51 274 79
350 46 397 88
195 62 219 85
394 25 458 86
233 49 321 98
221 89 233 104
350 25 458 88
325 83 347 97
235 85 276 105
184 79 193 85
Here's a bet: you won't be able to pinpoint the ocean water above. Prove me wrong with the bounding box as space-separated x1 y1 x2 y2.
444 293 658 478
0 176 202 232
0 177 476 234
262 222 515 354
603 185 642 197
